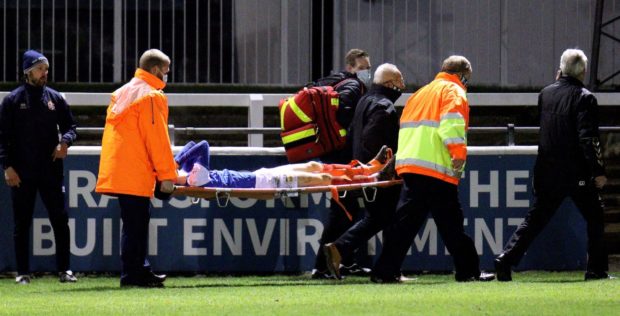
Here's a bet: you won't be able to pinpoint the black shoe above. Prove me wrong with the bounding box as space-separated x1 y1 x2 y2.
370 274 402 284
310 269 337 280
147 272 167 283
376 156 396 181
584 271 616 281
456 272 496 282
494 255 512 282
340 263 372 276
120 278 165 288
120 272 166 288
371 145 392 165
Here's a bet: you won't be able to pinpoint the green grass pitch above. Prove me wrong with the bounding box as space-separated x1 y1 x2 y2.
0 272 617 315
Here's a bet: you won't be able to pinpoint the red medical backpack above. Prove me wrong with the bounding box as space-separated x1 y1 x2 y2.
278 85 348 162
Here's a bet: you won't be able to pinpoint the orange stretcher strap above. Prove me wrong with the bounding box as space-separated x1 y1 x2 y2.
330 186 353 221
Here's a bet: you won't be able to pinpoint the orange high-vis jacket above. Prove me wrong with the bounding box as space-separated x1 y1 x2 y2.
96 69 177 197
395 72 469 185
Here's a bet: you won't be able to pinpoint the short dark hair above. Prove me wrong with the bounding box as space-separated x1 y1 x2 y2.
441 55 472 75
139 49 170 71
345 49 369 67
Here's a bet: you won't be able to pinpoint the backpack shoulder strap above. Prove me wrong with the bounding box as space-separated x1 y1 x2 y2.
333 78 357 89
333 77 366 94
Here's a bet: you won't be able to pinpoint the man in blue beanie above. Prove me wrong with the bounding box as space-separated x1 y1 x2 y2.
0 50 78 284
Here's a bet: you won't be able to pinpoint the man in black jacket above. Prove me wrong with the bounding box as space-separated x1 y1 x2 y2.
313 48 371 133
312 49 372 279
0 50 78 284
323 63 404 280
494 49 612 281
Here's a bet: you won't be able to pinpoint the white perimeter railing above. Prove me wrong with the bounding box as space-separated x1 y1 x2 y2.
68 145 540 156
1 92 619 147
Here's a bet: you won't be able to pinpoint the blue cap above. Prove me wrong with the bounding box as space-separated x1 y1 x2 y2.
23 50 49 74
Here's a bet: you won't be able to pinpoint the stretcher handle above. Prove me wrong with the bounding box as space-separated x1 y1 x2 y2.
362 186 378 203
215 190 232 207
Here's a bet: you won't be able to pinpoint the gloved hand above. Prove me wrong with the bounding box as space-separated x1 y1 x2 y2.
160 180 175 193
154 180 175 201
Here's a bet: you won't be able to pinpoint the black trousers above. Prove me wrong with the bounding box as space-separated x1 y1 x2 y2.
118 194 153 281
333 186 400 260
373 174 481 280
11 177 70 275
313 195 362 271
501 176 608 273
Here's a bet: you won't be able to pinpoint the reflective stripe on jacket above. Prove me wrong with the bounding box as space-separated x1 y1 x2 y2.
96 69 178 197
396 72 469 185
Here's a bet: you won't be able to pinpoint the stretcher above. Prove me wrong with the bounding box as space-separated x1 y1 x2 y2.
172 179 403 208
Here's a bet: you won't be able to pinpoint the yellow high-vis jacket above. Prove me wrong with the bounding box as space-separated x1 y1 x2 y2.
396 72 469 185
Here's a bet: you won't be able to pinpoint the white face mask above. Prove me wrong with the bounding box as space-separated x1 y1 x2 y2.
356 69 372 87
460 75 468 86
156 66 168 83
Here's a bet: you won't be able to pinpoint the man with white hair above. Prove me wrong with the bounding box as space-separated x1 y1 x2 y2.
0 50 78 284
495 48 612 281
323 63 404 280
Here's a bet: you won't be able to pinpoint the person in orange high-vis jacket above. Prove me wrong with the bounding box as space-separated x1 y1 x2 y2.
371 56 495 283
96 49 177 288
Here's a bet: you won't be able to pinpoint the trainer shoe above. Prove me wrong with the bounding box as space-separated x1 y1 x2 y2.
15 275 31 285
340 263 372 276
59 270 78 283
147 272 167 283
323 243 343 280
310 269 338 280
398 275 417 282
456 272 496 282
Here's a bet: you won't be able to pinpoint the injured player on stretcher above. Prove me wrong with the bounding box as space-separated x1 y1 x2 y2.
174 141 395 189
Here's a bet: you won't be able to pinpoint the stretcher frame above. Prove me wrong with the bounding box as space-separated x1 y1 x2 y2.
172 179 403 207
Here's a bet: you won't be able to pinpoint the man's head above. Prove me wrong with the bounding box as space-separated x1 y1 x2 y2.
23 50 49 87
441 55 472 86
139 49 171 82
559 49 587 82
344 48 371 73
373 63 405 91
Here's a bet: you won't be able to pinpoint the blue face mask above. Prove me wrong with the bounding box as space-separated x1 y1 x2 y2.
356 69 372 88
